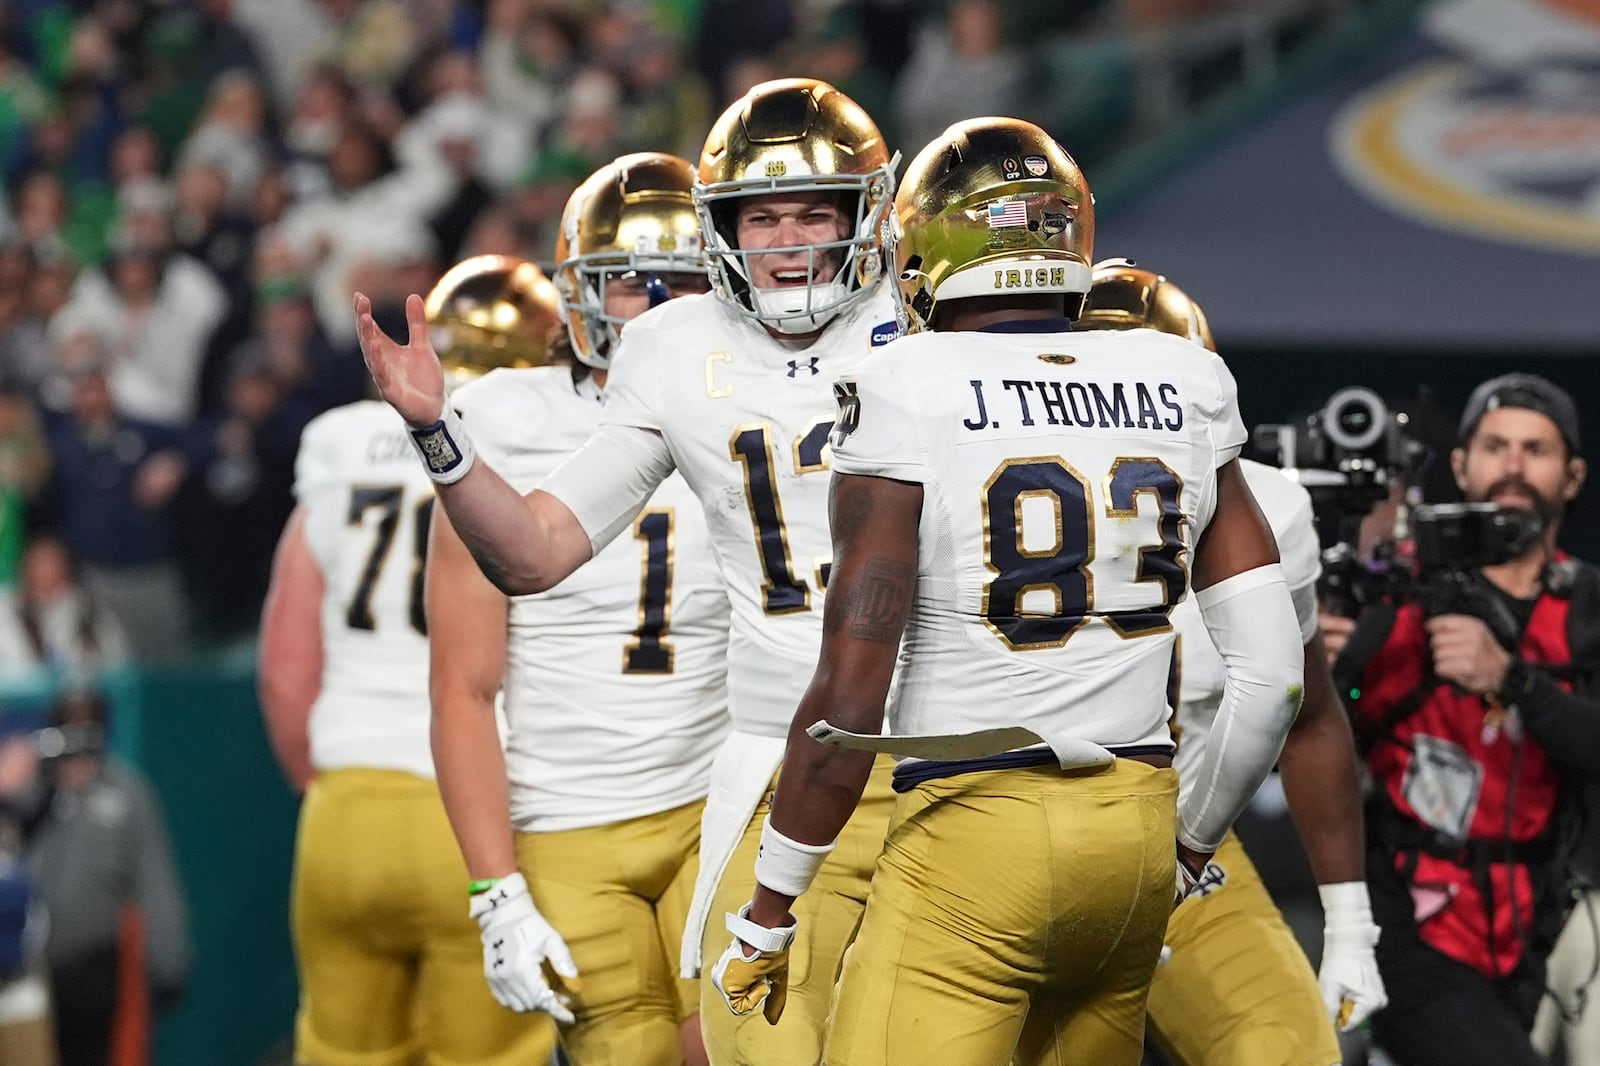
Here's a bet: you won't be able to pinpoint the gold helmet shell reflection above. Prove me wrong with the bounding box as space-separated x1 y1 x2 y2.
1078 260 1216 352
554 152 706 370
425 255 563 385
892 117 1093 332
694 77 895 335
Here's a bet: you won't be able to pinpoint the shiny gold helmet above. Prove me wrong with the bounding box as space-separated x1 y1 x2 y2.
1078 259 1216 352
554 152 708 370
426 255 562 387
695 77 896 335
892 117 1093 332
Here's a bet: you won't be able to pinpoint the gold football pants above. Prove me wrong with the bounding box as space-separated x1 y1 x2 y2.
514 800 704 1065
700 755 897 1066
292 768 558 1066
826 760 1179 1066
1147 832 1340 1066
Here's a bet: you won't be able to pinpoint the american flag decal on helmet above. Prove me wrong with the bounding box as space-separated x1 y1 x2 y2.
987 201 1028 229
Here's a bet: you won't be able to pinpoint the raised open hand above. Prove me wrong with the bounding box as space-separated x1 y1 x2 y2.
355 292 446 427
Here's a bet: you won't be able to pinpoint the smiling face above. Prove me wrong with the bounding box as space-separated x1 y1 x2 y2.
732 191 851 291
1452 406 1586 530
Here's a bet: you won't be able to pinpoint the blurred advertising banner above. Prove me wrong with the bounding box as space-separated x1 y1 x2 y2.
1334 0 1600 255
1102 0 1600 350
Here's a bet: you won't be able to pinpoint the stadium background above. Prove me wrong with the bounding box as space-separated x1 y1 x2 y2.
0 0 1595 1061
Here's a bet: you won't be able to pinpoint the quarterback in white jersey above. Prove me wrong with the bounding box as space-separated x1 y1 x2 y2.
259 273 561 1066
710 118 1304 1066
357 80 904 1066
426 153 730 1066
1078 264 1386 1065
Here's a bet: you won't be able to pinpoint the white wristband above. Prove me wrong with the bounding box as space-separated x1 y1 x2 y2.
1319 880 1374 925
753 816 836 898
408 405 477 485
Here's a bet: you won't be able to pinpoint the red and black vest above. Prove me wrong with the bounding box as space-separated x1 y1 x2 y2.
1351 587 1575 978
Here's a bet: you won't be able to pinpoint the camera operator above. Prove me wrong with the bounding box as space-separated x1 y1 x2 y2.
1325 373 1600 1066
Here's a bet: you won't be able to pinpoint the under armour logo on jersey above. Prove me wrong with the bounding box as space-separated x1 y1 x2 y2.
787 357 820 378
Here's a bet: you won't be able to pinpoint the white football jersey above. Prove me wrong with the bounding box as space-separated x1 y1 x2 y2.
455 367 731 832
587 284 904 738
295 400 438 778
1171 458 1321 781
829 324 1247 758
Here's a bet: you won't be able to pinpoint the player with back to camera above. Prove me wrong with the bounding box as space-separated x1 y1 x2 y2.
258 255 563 1066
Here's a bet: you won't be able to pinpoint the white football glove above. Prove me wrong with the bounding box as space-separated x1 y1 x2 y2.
469 872 580 1022
711 905 798 1025
1317 881 1387 1031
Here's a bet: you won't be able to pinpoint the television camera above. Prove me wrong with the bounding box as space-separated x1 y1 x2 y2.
1253 386 1543 662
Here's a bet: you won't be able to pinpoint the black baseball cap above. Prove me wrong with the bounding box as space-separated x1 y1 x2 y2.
1458 373 1581 455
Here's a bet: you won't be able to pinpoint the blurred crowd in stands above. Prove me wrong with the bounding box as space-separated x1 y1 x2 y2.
0 0 1152 671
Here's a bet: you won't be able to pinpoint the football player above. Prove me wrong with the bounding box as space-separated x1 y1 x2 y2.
354 78 903 1066
425 152 730 1066
1078 263 1387 1065
258 256 562 1066
709 117 1305 1066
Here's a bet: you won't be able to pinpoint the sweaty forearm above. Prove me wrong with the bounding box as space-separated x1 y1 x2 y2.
750 692 877 928
769 712 877 850
434 462 566 595
431 694 519 879
1279 664 1366 885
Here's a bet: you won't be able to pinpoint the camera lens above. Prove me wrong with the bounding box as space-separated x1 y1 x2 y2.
1322 387 1388 452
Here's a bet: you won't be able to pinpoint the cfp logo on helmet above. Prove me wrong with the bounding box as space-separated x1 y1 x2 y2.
829 381 861 450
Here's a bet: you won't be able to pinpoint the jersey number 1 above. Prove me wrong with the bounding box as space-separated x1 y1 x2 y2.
623 509 675 674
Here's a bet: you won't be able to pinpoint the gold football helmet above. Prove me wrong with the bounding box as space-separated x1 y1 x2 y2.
1078 259 1216 352
554 152 708 370
892 117 1093 332
426 255 562 387
695 77 895 335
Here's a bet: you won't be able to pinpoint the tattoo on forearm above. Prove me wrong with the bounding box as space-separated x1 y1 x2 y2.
827 559 916 643
830 478 875 551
